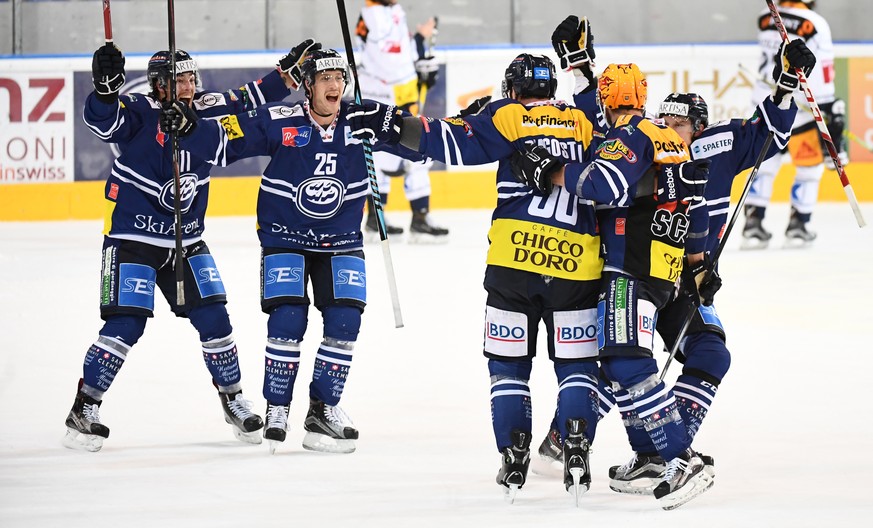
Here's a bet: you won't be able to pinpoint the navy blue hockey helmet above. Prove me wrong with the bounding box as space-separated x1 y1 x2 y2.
501 53 558 100
658 92 709 134
300 49 348 97
147 50 201 96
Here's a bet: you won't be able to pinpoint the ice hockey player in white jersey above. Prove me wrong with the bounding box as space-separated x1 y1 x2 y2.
742 0 845 248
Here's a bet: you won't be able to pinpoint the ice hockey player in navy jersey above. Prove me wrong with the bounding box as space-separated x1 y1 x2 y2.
167 48 423 454
63 40 316 452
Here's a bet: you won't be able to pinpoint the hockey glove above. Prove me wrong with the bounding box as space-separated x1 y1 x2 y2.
454 95 492 118
415 56 440 91
160 100 198 137
821 99 849 169
772 39 816 105
510 146 562 196
654 159 710 204
551 15 596 92
278 39 322 90
347 101 403 144
91 43 126 102
680 254 722 306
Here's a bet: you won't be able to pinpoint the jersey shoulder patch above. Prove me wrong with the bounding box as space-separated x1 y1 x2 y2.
192 91 229 111
266 104 305 121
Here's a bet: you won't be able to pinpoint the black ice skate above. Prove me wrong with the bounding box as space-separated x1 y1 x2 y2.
364 213 404 243
62 390 110 452
653 448 714 510
302 398 359 454
530 426 563 478
562 418 591 506
219 390 263 445
784 208 817 248
741 206 772 250
408 209 449 244
608 452 666 495
496 429 531 504
263 402 290 455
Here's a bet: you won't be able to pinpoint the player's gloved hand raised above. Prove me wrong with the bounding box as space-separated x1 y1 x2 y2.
347 101 403 144
278 39 321 90
822 99 849 169
551 15 595 92
160 100 198 136
772 39 816 104
415 56 440 91
91 43 126 102
656 158 710 204
454 95 492 118
680 254 722 306
510 145 562 196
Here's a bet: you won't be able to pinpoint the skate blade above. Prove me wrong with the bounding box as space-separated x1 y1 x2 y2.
530 453 563 479
302 431 356 454
503 484 520 504
232 426 263 445
608 477 658 495
267 439 282 455
739 237 769 250
407 232 449 245
566 468 589 507
61 428 104 452
782 238 813 249
659 471 715 511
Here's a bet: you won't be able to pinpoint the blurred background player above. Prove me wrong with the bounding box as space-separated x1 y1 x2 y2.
63 40 313 451
355 0 448 241
742 0 845 248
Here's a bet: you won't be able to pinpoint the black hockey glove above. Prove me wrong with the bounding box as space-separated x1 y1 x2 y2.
347 101 403 144
821 99 849 169
772 39 816 104
415 56 440 91
551 15 595 92
91 43 126 102
278 39 321 90
160 100 198 137
510 146 562 196
654 159 710 204
454 95 492 118
680 254 722 306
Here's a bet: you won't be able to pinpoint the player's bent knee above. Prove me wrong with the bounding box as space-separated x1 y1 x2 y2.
322 304 362 342
601 356 659 390
99 314 148 346
267 303 309 342
681 333 731 382
488 358 532 381
188 303 233 342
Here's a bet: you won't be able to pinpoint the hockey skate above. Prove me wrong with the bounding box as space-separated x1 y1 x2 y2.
563 418 591 506
219 391 263 445
784 209 817 248
364 213 404 243
263 402 290 455
408 209 449 244
740 207 772 250
608 453 666 495
496 429 531 504
302 398 359 454
652 449 714 510
62 390 110 452
530 426 563 478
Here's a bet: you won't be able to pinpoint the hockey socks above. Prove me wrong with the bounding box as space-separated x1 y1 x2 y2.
488 359 533 452
82 336 130 396
310 338 354 406
263 338 301 405
202 335 242 390
673 374 718 441
555 362 599 444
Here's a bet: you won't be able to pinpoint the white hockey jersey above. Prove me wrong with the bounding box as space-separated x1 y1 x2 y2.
355 1 417 86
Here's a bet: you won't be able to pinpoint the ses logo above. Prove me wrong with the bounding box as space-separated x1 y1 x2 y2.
336 269 365 287
486 323 526 342
158 173 198 213
265 266 303 285
282 126 312 147
197 267 222 284
296 177 344 218
121 277 155 296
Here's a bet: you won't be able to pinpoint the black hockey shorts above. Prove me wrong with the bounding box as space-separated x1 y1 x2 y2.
597 272 672 359
656 294 727 362
482 265 599 361
98 237 227 319
260 247 367 314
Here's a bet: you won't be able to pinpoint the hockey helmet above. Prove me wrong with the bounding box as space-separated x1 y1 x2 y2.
501 53 558 100
658 92 709 133
300 49 349 97
597 63 647 111
147 50 201 95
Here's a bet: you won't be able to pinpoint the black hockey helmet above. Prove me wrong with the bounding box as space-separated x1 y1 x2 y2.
300 49 349 98
147 50 201 96
501 53 558 100
658 92 709 134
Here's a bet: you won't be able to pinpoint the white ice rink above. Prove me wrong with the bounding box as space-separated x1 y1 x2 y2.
1 203 872 527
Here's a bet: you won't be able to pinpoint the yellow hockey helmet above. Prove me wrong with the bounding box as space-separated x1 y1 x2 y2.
597 63 647 110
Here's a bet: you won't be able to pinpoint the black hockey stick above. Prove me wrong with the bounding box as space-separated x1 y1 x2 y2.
336 0 403 328
167 0 185 305
659 132 774 381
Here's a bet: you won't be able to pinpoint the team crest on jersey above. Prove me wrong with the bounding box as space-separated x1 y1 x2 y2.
282 126 312 147
159 173 198 214
296 177 344 218
596 139 638 163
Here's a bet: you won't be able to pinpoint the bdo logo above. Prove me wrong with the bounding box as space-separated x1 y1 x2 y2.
487 324 525 342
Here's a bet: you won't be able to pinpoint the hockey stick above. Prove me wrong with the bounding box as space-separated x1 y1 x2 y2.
764 0 865 228
102 0 113 42
336 0 404 328
167 0 185 305
738 62 873 153
660 132 775 381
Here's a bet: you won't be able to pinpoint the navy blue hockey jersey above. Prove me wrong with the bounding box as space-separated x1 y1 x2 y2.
83 69 291 248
